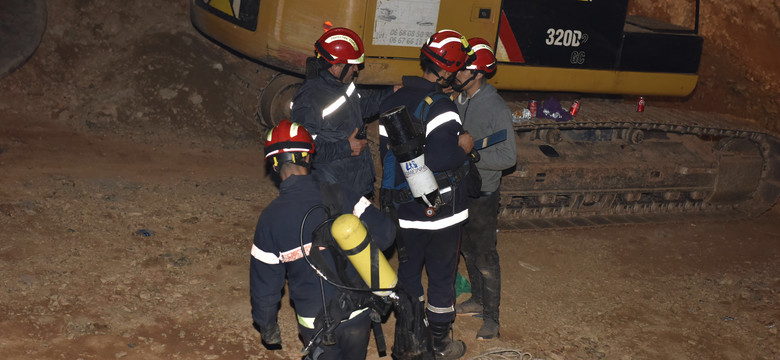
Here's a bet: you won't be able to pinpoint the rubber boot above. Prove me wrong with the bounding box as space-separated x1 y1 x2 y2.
479 269 501 341
429 321 466 360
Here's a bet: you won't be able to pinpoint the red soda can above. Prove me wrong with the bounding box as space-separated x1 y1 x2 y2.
528 100 538 118
569 100 581 116
636 96 646 112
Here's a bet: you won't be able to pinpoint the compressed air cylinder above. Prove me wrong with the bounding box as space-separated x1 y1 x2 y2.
380 106 441 211
331 214 397 297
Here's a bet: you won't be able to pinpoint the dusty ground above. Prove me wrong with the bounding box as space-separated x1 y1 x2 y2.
1 1 778 359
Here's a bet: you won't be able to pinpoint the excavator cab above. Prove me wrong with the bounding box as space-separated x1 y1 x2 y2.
494 0 702 95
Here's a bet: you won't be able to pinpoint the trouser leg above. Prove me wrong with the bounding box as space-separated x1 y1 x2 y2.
462 191 501 322
424 225 461 324
461 207 483 305
397 228 427 299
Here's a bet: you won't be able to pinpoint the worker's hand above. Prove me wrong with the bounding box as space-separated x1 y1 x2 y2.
348 127 368 156
458 131 474 154
260 322 282 346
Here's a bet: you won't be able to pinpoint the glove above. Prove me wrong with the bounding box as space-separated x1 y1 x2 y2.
260 323 281 345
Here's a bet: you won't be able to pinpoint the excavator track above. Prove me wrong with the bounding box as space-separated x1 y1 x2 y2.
498 99 780 231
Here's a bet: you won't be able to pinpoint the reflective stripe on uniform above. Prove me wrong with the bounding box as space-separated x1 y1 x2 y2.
321 82 356 118
425 111 461 137
297 307 369 329
322 96 346 118
251 243 315 264
427 303 455 314
348 307 369 319
251 244 280 264
353 196 372 218
379 111 459 138
297 313 316 329
398 209 468 230
279 243 313 263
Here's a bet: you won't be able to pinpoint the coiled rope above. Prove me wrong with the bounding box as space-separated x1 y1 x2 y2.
469 348 540 360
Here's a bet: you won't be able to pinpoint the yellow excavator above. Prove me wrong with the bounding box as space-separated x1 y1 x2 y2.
191 0 780 229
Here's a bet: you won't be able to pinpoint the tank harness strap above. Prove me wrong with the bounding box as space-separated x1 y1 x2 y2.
437 160 471 185
342 231 387 355
340 230 383 297
369 236 380 299
373 320 386 355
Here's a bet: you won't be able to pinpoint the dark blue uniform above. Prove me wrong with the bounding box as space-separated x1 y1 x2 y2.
291 71 391 197
250 174 395 359
378 75 469 324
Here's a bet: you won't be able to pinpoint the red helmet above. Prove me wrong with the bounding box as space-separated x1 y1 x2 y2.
264 119 315 167
465 38 496 75
315 27 365 65
420 29 475 73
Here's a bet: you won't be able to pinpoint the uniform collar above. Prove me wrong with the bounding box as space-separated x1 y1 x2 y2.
319 68 348 87
279 174 317 193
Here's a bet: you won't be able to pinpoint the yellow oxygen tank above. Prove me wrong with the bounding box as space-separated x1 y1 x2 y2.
330 214 397 296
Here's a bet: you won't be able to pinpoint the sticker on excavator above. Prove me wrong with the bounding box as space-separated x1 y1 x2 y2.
373 0 440 47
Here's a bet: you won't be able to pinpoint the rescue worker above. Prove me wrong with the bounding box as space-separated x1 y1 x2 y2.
291 27 393 200
378 29 475 360
250 119 396 360
452 38 517 341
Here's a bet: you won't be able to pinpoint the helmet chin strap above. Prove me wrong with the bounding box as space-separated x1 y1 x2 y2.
338 64 352 82
451 71 477 92
433 69 457 88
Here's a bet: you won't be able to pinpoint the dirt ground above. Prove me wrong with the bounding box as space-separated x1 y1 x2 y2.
1 1 778 359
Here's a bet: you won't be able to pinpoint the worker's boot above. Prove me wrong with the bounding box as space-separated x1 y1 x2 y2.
455 298 483 316
476 318 500 341
429 321 466 360
478 278 501 341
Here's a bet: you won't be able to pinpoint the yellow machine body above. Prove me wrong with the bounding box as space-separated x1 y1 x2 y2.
190 0 699 96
